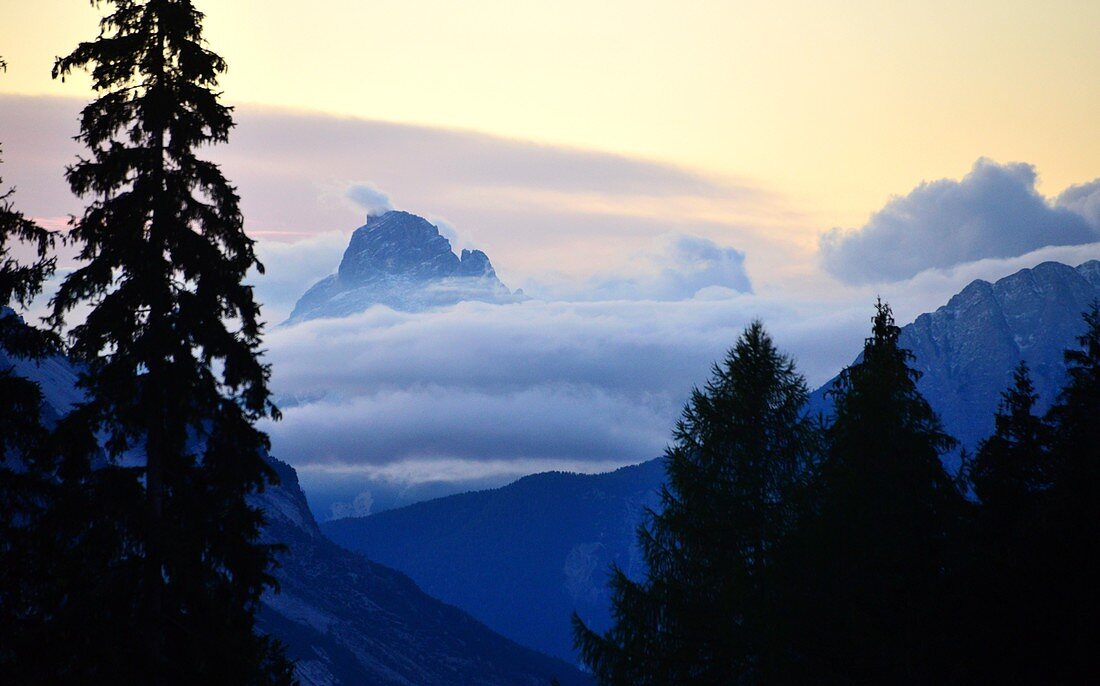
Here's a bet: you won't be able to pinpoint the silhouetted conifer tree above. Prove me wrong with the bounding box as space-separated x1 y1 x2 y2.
959 361 1052 681
781 301 963 683
1040 302 1100 681
48 3 293 682
573 322 817 685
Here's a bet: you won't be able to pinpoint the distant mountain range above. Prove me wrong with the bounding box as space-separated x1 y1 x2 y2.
254 458 588 685
321 259 1100 664
323 460 666 664
287 210 523 322
0 311 587 686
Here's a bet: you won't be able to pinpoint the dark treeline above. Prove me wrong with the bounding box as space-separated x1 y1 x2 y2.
1 1 292 683
575 301 1100 684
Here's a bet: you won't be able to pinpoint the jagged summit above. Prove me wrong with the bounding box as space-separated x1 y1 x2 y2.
287 210 522 323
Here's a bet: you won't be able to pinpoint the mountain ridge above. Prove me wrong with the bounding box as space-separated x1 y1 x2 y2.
255 457 589 685
808 259 1100 451
323 459 666 664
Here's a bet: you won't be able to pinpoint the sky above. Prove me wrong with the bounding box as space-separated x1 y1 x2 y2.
2 1 1099 516
3 0 1099 225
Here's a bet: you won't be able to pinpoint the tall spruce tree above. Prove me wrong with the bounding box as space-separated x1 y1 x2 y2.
50 3 293 682
1041 302 1100 681
0 54 62 672
782 301 963 683
573 322 817 685
961 361 1052 682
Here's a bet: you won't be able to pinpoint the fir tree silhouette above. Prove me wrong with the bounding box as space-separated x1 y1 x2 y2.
780 301 964 683
573 321 817 685
971 361 1051 507
1040 302 1100 681
47 2 294 681
959 361 1053 681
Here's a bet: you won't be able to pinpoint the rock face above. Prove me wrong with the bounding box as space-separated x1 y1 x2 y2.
809 260 1100 453
288 211 521 323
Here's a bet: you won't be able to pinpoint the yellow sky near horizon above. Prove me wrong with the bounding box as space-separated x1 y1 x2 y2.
2 0 1098 230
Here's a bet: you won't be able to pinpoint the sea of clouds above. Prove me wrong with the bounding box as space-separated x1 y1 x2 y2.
3 95 1099 516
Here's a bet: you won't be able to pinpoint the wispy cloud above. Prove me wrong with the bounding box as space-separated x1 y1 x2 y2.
345 182 394 217
0 94 804 290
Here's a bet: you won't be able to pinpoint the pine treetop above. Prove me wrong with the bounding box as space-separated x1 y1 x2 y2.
828 300 957 471
575 321 817 685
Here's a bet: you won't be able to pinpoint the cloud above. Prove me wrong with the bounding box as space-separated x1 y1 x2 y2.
820 159 1099 284
267 384 672 466
429 216 478 253
260 296 875 485
516 234 752 302
0 95 798 296
250 231 349 324
328 491 374 520
588 234 751 300
346 182 393 217
1055 179 1100 231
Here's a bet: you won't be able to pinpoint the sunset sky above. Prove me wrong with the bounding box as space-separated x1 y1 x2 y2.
2 1 1099 501
3 0 1099 226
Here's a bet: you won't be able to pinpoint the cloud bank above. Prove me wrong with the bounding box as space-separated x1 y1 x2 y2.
820 159 1100 284
582 234 752 300
261 296 870 489
259 238 1100 500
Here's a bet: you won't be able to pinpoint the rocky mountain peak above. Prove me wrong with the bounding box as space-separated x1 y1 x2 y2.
810 259 1100 455
287 210 523 323
1075 259 1100 289
338 211 459 284
456 248 496 278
